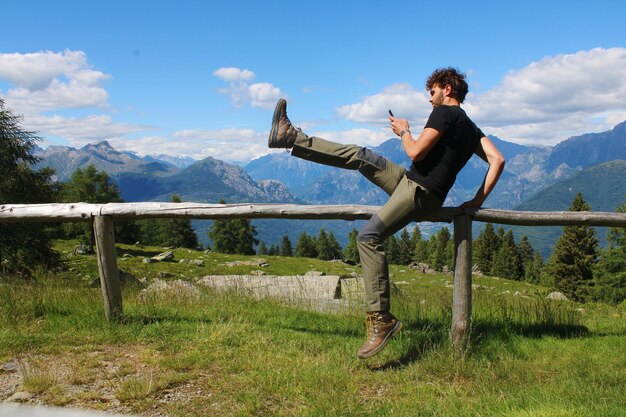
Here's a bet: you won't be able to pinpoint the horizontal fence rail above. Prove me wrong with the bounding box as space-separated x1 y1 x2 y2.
2 202 626 227
2 202 625 356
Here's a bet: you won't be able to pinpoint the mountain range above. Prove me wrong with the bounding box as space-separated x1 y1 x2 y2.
33 121 626 252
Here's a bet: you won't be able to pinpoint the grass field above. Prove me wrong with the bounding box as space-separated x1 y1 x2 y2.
1 241 625 416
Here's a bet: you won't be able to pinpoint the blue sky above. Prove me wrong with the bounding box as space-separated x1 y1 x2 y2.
1 0 625 163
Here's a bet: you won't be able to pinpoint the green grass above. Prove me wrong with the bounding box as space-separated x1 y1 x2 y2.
0 240 624 416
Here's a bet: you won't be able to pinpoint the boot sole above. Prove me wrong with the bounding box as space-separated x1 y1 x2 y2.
268 99 286 148
358 320 403 359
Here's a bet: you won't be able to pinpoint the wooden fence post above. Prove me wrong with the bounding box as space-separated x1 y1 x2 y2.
451 214 473 356
93 215 122 321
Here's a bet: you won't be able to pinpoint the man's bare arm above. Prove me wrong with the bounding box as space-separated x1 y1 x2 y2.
460 136 505 208
389 116 441 161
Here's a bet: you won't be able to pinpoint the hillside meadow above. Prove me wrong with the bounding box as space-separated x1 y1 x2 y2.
0 241 624 416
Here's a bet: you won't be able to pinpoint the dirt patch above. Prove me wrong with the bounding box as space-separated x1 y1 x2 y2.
0 345 223 416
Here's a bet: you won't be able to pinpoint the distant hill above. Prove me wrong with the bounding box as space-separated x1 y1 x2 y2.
35 141 177 181
548 121 626 170
507 160 626 257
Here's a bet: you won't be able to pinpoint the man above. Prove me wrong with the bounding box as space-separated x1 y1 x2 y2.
268 67 505 359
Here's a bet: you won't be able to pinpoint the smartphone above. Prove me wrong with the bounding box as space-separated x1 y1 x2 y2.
388 109 394 117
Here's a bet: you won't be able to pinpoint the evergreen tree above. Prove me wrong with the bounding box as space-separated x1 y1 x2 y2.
546 193 599 302
316 229 342 260
397 228 414 265
60 164 125 246
326 231 343 260
257 241 267 255
410 225 422 250
0 99 60 274
386 235 400 264
413 227 430 264
429 227 451 271
517 235 534 278
157 195 199 249
592 202 626 304
234 219 258 255
295 232 318 258
524 252 544 284
268 244 280 256
208 199 257 255
280 235 293 257
492 230 522 280
344 228 360 264
138 218 161 246
474 223 500 275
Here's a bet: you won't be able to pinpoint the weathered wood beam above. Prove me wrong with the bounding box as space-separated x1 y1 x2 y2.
469 208 626 227
451 214 473 356
2 203 625 227
93 215 122 322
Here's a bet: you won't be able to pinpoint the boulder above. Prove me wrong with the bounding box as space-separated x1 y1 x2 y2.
72 245 93 256
5 391 33 403
152 251 175 262
179 259 204 266
408 262 436 274
546 291 569 301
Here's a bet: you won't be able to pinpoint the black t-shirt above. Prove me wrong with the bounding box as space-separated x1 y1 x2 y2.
406 105 484 201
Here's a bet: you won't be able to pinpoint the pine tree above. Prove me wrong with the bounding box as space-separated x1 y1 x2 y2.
429 227 451 271
157 195 199 249
474 223 500 275
280 235 293 257
592 202 626 304
385 235 400 264
0 99 61 274
413 226 430 264
295 232 318 258
268 244 280 256
344 228 360 264
524 252 544 284
234 219 258 255
397 228 414 265
316 229 342 260
327 231 343 260
517 236 534 274
492 230 522 280
257 241 267 255
60 164 125 246
208 199 257 255
546 193 598 302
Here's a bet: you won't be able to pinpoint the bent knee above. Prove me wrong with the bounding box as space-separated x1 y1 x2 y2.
357 215 385 243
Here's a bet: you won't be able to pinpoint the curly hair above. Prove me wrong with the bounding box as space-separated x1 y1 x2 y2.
425 67 469 103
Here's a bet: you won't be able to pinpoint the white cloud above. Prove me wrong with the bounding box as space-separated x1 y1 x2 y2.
466 47 626 144
212 67 255 82
249 83 282 109
336 48 626 145
23 114 153 147
0 50 110 113
213 66 285 109
337 83 431 125
171 128 272 161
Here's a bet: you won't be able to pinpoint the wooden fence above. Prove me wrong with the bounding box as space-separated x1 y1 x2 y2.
2 202 626 355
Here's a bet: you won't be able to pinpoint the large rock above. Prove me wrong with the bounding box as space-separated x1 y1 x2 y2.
546 291 569 301
179 259 204 266
197 275 341 300
152 251 175 262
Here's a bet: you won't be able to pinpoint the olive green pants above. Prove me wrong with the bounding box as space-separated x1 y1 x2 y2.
291 132 443 312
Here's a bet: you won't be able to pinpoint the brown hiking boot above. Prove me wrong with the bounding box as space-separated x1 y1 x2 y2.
357 311 403 359
268 98 299 148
